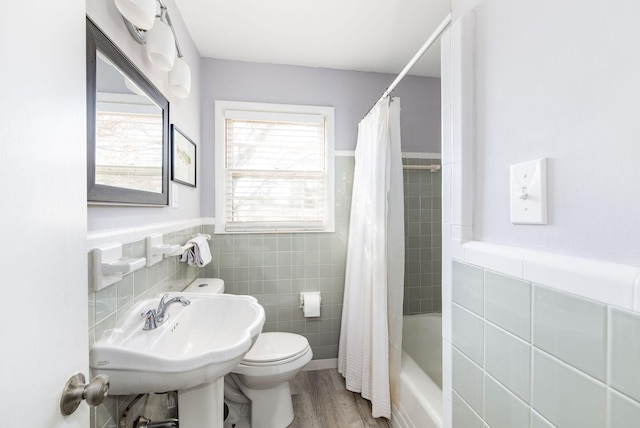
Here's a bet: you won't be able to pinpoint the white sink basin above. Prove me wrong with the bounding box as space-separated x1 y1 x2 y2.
90 293 265 395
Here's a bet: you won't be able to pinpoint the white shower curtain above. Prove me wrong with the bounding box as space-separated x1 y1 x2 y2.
338 97 405 419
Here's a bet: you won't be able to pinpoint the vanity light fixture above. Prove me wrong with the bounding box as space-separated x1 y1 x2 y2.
114 0 156 30
116 0 191 99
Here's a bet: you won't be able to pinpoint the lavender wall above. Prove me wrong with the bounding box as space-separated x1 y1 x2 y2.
86 0 202 232
199 58 441 217
453 0 640 264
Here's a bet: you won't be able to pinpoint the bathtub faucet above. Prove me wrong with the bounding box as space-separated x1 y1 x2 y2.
141 293 190 330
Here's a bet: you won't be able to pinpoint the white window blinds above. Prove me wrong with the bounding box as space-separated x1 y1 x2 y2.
215 102 334 233
95 94 164 193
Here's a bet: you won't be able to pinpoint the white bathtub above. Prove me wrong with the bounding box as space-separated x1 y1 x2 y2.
391 313 443 428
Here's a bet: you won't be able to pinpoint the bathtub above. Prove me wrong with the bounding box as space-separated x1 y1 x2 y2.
391 313 443 428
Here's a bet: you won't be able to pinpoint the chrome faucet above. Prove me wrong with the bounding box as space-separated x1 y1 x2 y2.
141 293 190 331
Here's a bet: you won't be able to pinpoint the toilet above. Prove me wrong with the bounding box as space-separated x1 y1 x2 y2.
184 278 313 428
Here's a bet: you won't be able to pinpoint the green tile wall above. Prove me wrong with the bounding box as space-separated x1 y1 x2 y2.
88 225 207 428
451 261 640 428
403 158 442 314
204 156 354 361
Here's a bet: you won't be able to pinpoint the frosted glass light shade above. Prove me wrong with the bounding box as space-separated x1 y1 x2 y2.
145 18 176 71
114 0 156 30
169 57 191 98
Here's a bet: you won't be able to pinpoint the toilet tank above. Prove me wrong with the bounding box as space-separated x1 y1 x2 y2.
184 278 224 295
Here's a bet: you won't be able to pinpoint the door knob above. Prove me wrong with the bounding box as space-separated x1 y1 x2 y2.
60 372 109 416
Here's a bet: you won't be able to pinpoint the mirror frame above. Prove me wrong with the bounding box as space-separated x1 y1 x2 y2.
86 17 170 206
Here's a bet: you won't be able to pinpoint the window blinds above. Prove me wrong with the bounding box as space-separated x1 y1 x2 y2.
95 110 163 193
223 113 327 232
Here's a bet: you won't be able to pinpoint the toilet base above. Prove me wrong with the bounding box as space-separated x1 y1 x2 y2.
224 400 250 427
242 382 294 428
224 414 250 428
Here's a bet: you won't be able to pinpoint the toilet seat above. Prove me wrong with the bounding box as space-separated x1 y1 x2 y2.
240 332 310 367
228 332 313 428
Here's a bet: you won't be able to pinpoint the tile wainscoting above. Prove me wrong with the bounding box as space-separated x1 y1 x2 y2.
203 155 355 361
88 223 208 428
449 245 640 428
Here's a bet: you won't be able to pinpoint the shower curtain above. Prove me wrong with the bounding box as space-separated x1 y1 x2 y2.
338 97 405 418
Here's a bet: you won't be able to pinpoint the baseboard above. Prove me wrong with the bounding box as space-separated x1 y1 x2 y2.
304 358 338 371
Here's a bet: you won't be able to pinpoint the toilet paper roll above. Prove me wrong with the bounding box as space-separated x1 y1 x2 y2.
302 292 321 317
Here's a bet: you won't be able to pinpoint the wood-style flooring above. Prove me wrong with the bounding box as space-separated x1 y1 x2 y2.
287 369 390 428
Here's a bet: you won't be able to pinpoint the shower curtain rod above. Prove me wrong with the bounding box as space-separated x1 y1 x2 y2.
364 12 452 118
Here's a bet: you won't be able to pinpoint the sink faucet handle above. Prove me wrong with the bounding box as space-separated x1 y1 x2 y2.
141 309 158 331
142 294 191 330
158 293 170 309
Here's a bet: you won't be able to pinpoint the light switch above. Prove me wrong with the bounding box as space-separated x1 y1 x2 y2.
510 158 547 224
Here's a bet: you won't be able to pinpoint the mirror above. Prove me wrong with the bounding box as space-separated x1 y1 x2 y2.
87 17 169 205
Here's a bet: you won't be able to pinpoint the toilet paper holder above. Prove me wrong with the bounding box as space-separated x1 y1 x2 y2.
299 292 321 310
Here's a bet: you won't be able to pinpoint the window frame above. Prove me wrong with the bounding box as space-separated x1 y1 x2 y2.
214 100 335 234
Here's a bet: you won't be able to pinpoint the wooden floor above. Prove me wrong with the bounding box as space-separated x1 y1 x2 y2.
287 369 390 428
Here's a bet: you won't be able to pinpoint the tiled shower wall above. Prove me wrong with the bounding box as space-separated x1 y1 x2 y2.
451 260 640 427
203 155 354 361
88 225 207 428
403 157 442 315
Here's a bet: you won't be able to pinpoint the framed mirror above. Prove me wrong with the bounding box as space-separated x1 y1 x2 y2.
87 17 169 205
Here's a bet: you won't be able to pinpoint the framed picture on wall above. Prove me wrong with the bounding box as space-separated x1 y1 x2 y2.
171 125 197 187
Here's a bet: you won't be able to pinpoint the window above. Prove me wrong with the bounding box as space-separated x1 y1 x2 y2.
215 101 335 233
96 93 163 193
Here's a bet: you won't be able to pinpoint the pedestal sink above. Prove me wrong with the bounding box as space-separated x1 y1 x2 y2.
90 293 265 428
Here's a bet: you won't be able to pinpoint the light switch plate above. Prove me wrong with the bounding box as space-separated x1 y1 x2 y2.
510 158 547 224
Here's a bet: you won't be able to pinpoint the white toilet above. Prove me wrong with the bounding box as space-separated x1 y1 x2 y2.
184 278 313 428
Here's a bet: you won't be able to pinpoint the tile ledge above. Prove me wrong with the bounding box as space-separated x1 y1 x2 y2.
463 241 525 278
634 274 640 312
461 241 640 310
87 217 211 250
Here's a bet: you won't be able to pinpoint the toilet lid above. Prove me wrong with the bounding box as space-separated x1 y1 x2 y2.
243 332 310 364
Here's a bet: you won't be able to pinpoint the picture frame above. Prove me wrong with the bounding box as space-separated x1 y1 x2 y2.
171 125 197 187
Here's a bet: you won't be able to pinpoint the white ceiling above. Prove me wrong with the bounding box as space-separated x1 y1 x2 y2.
174 0 451 77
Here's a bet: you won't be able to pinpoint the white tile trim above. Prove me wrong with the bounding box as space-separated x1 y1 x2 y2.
634 274 640 312
87 217 211 250
460 241 640 311
451 238 466 262
464 241 525 279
